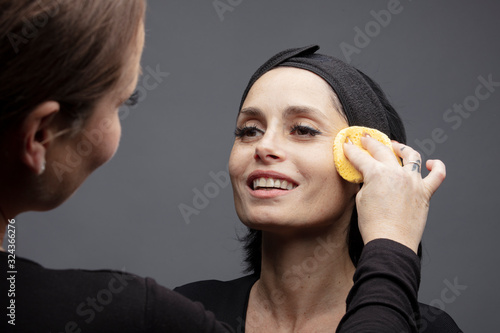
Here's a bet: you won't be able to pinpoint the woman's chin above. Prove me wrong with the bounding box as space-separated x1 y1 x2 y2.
241 215 313 233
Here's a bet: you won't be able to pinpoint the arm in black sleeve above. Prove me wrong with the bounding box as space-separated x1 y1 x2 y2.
336 238 421 333
144 278 234 333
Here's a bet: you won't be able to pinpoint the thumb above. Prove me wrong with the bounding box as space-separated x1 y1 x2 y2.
423 159 446 197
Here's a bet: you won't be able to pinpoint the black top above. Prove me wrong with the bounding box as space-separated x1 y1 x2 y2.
0 252 233 333
0 239 462 332
176 239 462 333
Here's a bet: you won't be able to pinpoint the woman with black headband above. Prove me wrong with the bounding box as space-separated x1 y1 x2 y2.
0 0 451 329
176 45 461 332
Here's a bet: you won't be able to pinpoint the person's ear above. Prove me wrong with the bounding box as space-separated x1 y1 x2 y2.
20 101 60 175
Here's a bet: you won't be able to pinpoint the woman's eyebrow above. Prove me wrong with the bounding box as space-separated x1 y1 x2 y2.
239 107 263 118
283 106 328 121
239 106 330 122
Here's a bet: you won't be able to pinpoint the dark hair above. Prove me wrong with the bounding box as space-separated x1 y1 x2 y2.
238 46 417 275
0 0 146 134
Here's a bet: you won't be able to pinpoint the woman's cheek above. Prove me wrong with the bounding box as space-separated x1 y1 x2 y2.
88 116 122 170
229 144 246 179
105 126 121 162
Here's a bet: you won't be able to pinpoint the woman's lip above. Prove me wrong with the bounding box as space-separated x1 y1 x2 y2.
246 170 299 187
247 187 296 199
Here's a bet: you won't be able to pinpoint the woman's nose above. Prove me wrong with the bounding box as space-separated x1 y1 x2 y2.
254 132 286 163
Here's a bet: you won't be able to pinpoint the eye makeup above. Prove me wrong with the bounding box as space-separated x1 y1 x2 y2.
234 125 263 138
290 123 322 136
125 90 140 106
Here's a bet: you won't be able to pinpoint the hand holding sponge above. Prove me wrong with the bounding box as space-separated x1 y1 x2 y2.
333 126 401 183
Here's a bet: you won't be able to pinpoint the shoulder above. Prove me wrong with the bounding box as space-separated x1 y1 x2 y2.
1 255 155 332
175 274 257 300
2 252 149 295
2 257 234 332
25 262 149 296
418 303 462 333
175 275 258 330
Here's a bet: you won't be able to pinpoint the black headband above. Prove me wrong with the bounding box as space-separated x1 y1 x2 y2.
239 45 392 136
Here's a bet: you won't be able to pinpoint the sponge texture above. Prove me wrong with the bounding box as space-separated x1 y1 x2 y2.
333 126 401 183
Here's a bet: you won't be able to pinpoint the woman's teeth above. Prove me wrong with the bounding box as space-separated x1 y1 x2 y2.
252 178 297 190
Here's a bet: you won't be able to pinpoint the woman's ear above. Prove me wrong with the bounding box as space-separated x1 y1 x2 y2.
20 101 60 175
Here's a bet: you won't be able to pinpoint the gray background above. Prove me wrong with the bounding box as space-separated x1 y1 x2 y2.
12 1 500 331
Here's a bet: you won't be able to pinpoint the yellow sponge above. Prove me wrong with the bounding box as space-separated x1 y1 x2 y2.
333 126 401 183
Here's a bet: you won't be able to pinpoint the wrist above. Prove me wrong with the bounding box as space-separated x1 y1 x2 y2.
362 234 419 255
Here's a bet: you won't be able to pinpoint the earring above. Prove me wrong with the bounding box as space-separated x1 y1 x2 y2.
39 159 46 175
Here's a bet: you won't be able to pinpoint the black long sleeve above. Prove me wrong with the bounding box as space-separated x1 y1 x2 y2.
336 239 421 332
0 252 234 332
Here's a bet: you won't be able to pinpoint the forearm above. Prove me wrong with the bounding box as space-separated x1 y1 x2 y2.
337 239 421 333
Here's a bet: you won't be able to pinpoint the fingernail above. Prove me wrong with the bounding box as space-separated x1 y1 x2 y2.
345 136 353 144
363 132 371 138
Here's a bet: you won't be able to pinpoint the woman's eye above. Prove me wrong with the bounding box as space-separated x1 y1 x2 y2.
125 90 140 106
234 125 264 138
290 125 321 136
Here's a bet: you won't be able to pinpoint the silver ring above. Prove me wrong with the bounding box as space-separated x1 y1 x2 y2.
407 160 421 166
406 160 422 172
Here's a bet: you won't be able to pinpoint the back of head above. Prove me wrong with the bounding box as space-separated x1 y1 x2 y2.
0 0 146 135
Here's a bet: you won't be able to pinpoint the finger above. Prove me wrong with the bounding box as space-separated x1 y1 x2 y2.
422 159 446 196
360 135 400 166
392 141 422 174
343 141 378 176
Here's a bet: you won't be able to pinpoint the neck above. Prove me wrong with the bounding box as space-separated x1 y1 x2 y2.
250 224 355 331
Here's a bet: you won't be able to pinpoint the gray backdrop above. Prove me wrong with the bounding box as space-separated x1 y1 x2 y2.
13 1 500 331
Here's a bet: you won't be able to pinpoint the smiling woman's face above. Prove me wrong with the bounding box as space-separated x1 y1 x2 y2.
229 67 359 232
